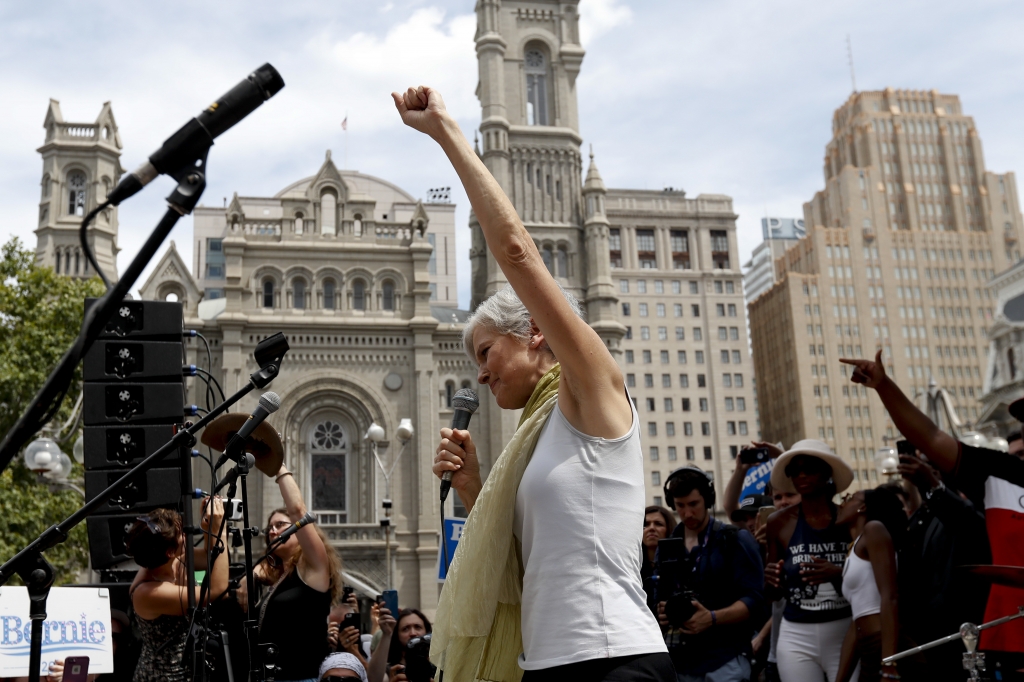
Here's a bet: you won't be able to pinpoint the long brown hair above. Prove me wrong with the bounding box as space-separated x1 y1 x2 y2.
265 508 344 603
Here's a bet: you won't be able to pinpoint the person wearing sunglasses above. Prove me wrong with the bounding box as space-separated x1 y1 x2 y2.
764 440 854 682
125 498 227 682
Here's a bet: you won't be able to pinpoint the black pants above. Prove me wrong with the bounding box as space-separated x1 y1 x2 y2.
521 653 675 682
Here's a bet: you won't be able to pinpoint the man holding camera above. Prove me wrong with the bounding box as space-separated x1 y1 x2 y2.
657 467 765 682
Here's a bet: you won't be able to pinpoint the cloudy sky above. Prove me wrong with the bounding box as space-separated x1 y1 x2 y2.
3 0 1023 308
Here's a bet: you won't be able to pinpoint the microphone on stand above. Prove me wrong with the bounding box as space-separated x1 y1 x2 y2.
268 511 316 545
214 391 281 470
440 389 479 502
106 63 285 206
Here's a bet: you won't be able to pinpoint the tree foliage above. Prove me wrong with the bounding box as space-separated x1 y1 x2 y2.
0 237 107 584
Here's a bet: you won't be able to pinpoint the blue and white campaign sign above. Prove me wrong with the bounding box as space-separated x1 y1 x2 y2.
437 517 466 582
740 459 775 500
0 586 114 677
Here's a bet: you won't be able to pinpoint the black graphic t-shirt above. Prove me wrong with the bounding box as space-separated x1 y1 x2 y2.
782 507 852 623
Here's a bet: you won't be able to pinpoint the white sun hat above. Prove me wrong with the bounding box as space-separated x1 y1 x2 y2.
770 439 855 494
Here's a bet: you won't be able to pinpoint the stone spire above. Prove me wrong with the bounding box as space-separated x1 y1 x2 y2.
584 144 606 193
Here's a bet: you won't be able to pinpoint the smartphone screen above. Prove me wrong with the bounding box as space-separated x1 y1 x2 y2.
381 589 399 617
63 656 90 682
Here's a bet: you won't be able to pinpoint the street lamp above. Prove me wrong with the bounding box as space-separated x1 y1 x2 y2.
366 419 415 590
23 435 85 496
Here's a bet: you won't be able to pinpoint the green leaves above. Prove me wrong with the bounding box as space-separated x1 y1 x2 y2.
0 237 106 583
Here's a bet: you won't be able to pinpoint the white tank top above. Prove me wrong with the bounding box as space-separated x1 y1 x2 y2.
513 397 667 670
841 537 883 620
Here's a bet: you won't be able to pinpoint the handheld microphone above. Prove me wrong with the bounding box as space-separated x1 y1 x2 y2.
269 511 316 544
106 63 285 206
440 388 479 502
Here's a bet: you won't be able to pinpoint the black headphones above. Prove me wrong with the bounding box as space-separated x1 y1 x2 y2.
663 466 716 510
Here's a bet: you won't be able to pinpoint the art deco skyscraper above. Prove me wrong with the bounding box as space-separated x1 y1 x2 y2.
750 89 1023 488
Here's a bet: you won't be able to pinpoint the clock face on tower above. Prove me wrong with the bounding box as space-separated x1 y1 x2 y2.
68 172 86 190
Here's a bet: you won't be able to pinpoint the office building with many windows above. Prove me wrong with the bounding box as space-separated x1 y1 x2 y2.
749 88 1023 488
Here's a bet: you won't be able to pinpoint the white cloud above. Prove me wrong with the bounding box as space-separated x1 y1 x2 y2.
579 0 633 45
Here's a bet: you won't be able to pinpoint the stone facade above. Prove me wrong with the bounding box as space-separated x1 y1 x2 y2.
33 100 121 282
749 89 1024 489
977 259 1024 437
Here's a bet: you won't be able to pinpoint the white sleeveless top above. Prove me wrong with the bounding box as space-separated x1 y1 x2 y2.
513 397 667 670
841 537 883 620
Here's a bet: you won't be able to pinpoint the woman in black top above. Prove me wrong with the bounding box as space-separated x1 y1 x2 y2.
126 499 227 682
765 440 854 682
251 463 340 682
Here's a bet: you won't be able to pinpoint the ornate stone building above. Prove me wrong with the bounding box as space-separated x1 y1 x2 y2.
38 0 754 612
978 259 1024 437
33 100 122 281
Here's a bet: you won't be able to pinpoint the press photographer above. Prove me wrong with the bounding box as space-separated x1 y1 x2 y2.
657 467 764 682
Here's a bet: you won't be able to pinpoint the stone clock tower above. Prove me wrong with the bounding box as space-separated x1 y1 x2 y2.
34 99 122 281
469 0 624 458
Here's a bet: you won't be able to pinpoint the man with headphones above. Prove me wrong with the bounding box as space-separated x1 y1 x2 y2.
657 466 765 682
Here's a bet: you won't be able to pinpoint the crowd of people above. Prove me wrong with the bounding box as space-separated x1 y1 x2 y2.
638 350 1024 682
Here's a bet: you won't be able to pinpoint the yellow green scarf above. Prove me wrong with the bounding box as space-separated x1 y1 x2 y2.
430 364 561 682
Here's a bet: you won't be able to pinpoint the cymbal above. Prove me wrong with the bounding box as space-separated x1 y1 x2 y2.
962 565 1024 590
201 413 284 476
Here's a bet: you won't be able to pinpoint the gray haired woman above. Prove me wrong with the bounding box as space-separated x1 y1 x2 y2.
393 85 672 682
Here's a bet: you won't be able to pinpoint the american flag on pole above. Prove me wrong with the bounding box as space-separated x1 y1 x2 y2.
341 115 348 131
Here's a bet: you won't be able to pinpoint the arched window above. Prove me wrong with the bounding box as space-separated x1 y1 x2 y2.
555 247 567 278
41 174 50 200
54 249 61 274
293 279 306 309
353 213 363 237
382 280 395 311
525 49 548 126
321 192 337 235
445 381 455 408
67 171 87 216
541 245 554 274
310 419 348 523
295 213 304 235
324 279 336 310
353 279 366 311
262 279 274 308
64 251 71 275
74 250 81 275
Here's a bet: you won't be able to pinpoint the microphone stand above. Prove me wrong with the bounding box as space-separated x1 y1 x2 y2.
0 359 282 682
219 435 267 682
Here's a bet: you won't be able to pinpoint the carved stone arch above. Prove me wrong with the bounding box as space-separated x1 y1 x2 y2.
277 374 395 525
250 264 284 291
157 281 187 305
373 268 408 292
62 164 90 216
374 269 405 313
347 267 373 311
285 267 313 310
251 265 284 309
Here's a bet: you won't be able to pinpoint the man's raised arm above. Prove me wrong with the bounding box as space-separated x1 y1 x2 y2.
840 350 959 474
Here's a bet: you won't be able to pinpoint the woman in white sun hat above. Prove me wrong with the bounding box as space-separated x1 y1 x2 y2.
764 439 855 682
